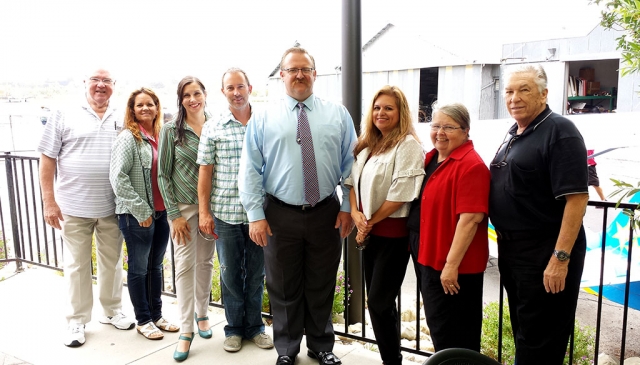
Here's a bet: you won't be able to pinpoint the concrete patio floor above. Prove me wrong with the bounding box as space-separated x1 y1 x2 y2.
0 263 385 365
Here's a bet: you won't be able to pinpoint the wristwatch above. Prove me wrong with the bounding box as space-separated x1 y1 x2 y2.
553 250 571 262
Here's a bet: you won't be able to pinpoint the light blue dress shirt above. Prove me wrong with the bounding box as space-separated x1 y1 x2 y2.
239 94 357 222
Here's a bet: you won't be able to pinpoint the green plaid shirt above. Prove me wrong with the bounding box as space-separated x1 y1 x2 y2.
110 130 154 223
197 111 249 225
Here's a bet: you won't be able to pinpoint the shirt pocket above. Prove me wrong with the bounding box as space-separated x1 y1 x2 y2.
509 162 541 197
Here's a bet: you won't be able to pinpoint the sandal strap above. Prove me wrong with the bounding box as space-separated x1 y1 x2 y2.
155 317 178 331
179 334 194 341
195 315 209 323
138 323 163 338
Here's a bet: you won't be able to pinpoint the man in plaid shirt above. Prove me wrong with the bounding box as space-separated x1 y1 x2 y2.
197 68 273 353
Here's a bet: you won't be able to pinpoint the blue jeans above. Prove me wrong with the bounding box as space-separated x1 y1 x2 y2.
118 211 170 325
214 217 266 338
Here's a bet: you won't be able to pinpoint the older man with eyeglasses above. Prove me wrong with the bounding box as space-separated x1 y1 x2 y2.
239 47 357 365
489 64 589 365
38 68 135 348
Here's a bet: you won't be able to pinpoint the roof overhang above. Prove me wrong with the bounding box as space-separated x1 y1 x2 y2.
559 51 622 62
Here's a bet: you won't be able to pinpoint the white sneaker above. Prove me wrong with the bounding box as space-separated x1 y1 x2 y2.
223 335 243 352
251 332 274 349
99 310 135 330
64 324 85 347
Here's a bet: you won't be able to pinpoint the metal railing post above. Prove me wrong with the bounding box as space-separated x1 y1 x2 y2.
4 152 23 272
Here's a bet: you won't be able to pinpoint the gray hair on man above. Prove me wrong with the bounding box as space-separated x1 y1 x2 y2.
503 64 548 93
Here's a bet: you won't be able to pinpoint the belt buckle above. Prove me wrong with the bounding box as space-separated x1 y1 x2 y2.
301 204 312 211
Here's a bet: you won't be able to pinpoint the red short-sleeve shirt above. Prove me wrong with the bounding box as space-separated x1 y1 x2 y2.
417 141 490 273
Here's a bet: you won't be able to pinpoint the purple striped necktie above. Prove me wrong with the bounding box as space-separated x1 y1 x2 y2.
296 102 320 206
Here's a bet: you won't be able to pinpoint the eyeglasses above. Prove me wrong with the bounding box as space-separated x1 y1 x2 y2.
430 124 463 133
88 77 114 85
282 68 315 75
490 135 518 168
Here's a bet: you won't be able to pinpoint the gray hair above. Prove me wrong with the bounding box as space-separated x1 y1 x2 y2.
431 102 471 130
504 64 547 93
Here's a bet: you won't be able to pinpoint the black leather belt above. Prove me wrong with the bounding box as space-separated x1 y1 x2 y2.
267 193 335 211
495 229 557 241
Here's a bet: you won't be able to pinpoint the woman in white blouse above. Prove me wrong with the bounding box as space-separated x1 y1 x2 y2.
345 85 425 365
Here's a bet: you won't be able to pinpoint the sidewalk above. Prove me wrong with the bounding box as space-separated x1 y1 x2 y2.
0 264 384 365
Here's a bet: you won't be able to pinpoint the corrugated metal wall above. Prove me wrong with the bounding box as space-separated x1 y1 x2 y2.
436 64 499 121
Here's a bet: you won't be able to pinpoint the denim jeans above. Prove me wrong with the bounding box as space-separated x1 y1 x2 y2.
214 217 265 338
118 211 170 326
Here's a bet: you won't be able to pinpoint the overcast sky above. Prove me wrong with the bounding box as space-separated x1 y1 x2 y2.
0 0 605 89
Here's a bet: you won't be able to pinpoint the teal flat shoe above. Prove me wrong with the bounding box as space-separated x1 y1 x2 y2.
194 313 212 339
173 332 194 362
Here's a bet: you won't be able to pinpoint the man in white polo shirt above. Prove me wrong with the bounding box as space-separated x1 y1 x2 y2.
38 68 135 347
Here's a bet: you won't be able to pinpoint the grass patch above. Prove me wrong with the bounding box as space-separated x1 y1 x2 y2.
481 301 595 365
0 231 7 270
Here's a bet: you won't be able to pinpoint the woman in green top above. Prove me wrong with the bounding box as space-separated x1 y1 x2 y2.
158 76 216 362
110 87 179 341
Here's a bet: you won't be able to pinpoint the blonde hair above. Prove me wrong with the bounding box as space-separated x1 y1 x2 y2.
353 85 419 157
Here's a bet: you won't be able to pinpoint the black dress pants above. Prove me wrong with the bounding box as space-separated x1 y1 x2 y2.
264 196 342 357
498 227 586 365
363 234 410 365
409 230 484 352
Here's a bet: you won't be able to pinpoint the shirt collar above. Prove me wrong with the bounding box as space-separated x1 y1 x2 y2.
508 105 552 137
285 94 315 112
425 140 475 164
81 95 114 118
221 105 252 126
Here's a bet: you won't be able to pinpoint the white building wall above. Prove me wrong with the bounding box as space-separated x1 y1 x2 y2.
617 64 640 112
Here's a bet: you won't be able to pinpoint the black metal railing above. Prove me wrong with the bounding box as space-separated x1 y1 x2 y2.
1 152 638 364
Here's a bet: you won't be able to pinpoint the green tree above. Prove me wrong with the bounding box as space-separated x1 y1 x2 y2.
593 0 640 75
609 179 640 231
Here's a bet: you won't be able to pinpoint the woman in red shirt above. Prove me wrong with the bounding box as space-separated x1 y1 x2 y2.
406 102 490 352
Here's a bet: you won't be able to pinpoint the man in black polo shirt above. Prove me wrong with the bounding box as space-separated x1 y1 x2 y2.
489 64 588 365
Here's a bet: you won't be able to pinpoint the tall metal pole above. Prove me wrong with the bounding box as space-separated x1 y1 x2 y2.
342 0 363 325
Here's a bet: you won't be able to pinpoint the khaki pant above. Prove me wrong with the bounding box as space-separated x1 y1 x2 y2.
61 214 124 325
170 203 216 333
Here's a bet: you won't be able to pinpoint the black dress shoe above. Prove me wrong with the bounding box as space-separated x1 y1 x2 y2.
276 355 296 365
307 350 342 365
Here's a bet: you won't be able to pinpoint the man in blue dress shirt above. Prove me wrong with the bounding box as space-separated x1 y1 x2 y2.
239 47 357 365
